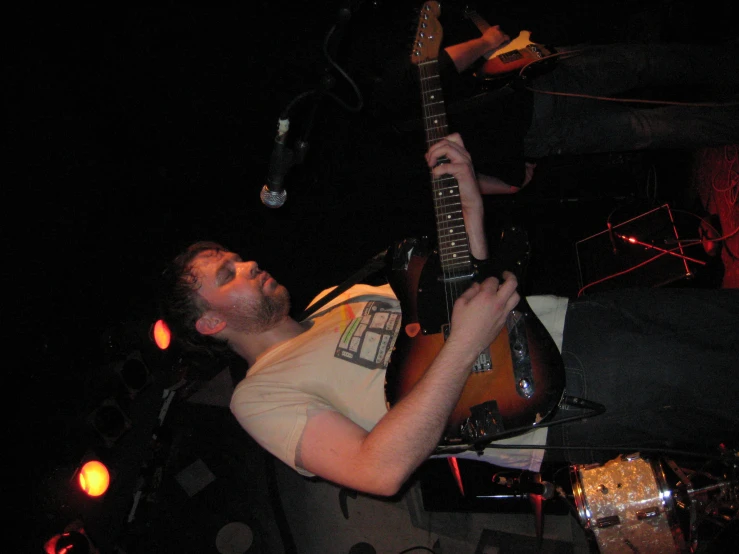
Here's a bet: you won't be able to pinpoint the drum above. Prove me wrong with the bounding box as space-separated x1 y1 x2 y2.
570 453 686 553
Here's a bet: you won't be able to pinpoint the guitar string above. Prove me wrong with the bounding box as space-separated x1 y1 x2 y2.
434 62 469 328
420 59 471 330
420 60 453 325
419 3 463 333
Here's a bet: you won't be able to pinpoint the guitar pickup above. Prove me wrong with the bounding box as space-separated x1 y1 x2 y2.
437 271 475 283
500 50 524 62
442 324 492 373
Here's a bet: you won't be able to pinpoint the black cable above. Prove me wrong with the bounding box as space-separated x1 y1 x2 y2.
456 395 607 451
270 12 366 183
322 23 364 113
275 6 366 124
437 441 731 464
280 90 317 120
478 444 728 461
435 393 729 462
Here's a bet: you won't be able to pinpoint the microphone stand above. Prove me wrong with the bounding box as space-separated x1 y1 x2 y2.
289 5 359 170
265 4 364 204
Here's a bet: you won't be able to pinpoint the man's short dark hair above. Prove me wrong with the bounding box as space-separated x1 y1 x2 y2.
159 241 231 355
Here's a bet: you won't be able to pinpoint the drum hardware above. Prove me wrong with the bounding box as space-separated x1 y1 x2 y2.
488 470 564 550
491 471 557 500
666 455 739 553
567 451 738 553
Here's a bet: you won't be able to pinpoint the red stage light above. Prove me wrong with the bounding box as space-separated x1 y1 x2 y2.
78 460 110 497
152 319 171 350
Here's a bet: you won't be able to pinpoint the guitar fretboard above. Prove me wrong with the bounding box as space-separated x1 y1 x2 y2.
418 59 473 280
465 10 490 33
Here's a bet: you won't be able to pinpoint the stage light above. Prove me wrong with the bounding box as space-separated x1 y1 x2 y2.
152 319 171 350
51 531 91 554
114 351 152 397
44 522 98 554
78 460 110 497
87 397 132 447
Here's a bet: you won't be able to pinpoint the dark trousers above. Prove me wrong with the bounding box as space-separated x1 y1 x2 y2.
545 287 739 465
524 43 739 158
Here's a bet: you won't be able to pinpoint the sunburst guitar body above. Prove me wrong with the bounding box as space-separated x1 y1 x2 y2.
384 2 565 449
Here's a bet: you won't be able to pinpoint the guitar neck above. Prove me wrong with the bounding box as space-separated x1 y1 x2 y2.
466 10 490 33
418 59 473 279
464 9 498 60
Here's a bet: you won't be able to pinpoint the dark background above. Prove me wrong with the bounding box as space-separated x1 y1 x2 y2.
9 1 736 552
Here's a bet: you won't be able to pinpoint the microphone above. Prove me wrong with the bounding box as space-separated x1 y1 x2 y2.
494 475 556 500
260 117 293 208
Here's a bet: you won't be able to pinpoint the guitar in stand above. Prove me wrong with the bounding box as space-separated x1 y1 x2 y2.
383 1 566 451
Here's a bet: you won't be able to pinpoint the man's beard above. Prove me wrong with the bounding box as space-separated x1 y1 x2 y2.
228 286 291 334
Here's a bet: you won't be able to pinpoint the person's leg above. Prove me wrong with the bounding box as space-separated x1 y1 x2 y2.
526 99 739 157
539 43 739 98
523 43 739 157
545 287 739 466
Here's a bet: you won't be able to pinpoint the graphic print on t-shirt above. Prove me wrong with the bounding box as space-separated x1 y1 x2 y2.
334 300 401 369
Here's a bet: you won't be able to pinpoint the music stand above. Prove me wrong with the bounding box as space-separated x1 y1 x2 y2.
575 204 697 294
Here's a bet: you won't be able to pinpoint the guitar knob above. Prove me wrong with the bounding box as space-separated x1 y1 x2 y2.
518 378 533 398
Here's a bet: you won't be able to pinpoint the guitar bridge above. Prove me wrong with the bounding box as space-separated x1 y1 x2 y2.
526 44 547 58
442 324 492 373
472 349 492 373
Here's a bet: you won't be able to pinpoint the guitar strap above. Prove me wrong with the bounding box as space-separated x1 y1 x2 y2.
296 248 389 321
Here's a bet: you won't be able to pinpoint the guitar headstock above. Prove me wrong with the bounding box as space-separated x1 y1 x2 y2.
462 3 477 19
410 1 443 65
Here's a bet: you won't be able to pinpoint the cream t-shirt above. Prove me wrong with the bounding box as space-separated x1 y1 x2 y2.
230 284 568 476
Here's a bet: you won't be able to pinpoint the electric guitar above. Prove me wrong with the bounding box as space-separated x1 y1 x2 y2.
384 1 566 448
463 6 556 84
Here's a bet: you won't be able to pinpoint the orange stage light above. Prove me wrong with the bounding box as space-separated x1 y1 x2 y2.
152 319 171 350
78 460 110 497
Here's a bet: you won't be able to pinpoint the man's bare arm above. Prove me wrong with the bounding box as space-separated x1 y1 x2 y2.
297 134 519 496
298 274 519 496
444 25 511 73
